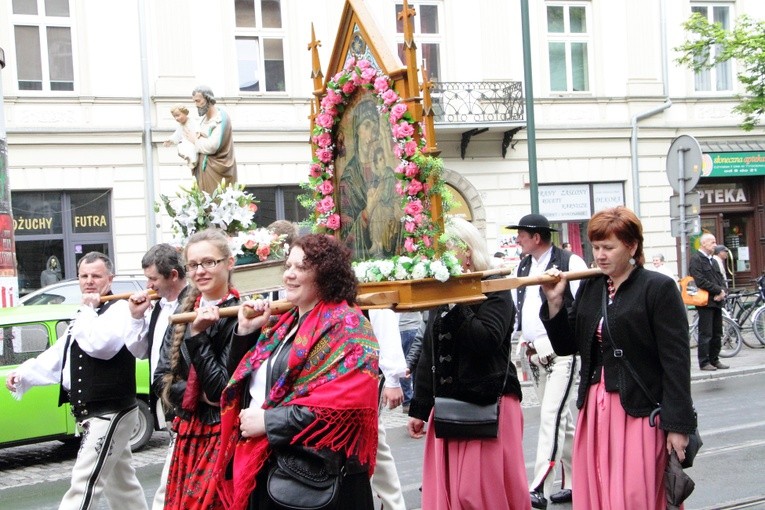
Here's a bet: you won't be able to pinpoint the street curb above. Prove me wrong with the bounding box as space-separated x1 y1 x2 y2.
690 364 765 382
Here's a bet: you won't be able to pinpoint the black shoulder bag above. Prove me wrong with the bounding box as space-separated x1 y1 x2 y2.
601 288 702 468
431 307 512 439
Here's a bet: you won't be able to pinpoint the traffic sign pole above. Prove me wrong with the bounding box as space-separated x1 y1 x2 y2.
679 149 688 277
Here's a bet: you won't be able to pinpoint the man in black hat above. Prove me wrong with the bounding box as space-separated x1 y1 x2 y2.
508 214 588 509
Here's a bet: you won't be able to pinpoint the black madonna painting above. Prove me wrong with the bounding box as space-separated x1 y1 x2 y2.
336 91 404 261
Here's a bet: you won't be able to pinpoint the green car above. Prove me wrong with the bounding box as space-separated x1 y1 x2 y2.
0 305 154 451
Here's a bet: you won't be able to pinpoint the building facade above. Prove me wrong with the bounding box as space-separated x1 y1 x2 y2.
2 0 765 295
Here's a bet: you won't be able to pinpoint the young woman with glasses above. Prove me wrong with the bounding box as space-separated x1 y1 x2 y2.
155 228 242 510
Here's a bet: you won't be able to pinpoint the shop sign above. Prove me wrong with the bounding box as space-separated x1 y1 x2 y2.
696 183 748 205
702 152 765 177
593 182 624 211
539 184 591 221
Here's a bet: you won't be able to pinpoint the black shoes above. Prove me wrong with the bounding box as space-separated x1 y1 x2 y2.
713 361 730 369
530 490 547 509
550 489 573 504
700 363 717 371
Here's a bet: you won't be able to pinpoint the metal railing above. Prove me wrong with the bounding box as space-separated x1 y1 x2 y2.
431 80 525 124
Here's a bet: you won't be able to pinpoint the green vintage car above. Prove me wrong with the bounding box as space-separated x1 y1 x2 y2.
0 305 154 451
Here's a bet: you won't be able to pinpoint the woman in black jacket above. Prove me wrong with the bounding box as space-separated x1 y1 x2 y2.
407 217 530 510
540 207 696 509
154 228 242 510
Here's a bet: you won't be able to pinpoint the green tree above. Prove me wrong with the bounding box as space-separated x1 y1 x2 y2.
676 13 765 131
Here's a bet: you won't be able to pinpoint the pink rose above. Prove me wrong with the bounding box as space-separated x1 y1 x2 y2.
404 221 416 233
324 107 338 118
309 163 323 178
344 58 356 71
257 244 270 261
413 213 424 226
249 203 259 214
317 196 335 214
374 76 390 94
316 148 333 163
423 183 431 194
405 200 424 216
407 179 423 196
395 162 406 174
382 89 399 105
314 132 332 148
316 113 335 129
395 181 404 196
244 239 257 250
404 162 419 178
389 103 408 124
357 59 371 70
317 180 334 196
326 89 343 106
404 140 418 157
342 81 356 95
361 67 376 82
393 145 403 158
404 237 417 253
422 235 432 248
325 213 341 230
396 122 414 138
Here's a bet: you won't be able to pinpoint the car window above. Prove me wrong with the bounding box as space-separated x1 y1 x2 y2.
1 324 50 366
56 320 71 339
23 285 81 305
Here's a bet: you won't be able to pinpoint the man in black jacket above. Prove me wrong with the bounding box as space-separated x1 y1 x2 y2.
128 243 188 509
688 233 729 371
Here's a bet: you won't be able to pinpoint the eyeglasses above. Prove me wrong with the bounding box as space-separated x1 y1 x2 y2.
185 258 225 273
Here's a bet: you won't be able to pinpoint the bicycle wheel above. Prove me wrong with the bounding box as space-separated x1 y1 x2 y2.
719 316 743 358
750 305 765 347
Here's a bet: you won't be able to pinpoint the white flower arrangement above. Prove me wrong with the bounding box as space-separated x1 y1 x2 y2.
353 252 463 283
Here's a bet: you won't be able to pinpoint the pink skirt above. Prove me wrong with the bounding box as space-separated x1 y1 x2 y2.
573 376 675 510
421 395 531 510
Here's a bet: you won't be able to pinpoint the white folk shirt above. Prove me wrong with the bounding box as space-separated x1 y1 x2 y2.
369 309 407 389
514 247 587 359
150 297 179 379
11 299 147 399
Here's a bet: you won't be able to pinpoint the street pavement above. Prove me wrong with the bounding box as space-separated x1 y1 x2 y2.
1 341 764 508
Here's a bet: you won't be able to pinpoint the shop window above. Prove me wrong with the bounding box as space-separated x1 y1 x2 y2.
70 191 111 234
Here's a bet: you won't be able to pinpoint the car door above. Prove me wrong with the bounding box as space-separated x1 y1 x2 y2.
0 320 74 445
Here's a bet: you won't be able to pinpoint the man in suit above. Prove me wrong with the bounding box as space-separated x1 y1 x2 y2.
688 233 729 371
7 252 148 509
128 243 187 509
509 214 588 509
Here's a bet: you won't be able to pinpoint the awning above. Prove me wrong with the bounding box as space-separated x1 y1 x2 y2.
699 140 765 177
699 140 765 153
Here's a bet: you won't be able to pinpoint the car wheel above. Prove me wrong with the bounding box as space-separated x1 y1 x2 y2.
131 399 153 452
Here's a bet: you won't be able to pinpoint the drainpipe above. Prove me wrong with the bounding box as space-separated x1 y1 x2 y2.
630 0 671 216
138 0 157 245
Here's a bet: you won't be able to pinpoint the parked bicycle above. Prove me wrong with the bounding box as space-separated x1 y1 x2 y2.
688 273 765 357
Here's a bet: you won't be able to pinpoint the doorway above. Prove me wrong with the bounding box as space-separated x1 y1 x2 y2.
699 213 754 288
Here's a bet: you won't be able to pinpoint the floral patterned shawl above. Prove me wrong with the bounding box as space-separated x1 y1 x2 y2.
215 301 379 510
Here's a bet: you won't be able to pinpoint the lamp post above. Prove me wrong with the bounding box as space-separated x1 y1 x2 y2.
0 47 20 307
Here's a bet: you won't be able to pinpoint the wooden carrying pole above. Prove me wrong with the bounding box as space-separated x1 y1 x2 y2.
168 268 601 325
100 291 159 303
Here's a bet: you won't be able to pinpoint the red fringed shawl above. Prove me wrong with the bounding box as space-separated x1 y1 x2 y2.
215 301 380 510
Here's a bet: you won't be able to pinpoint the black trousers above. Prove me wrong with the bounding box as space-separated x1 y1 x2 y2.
697 306 722 367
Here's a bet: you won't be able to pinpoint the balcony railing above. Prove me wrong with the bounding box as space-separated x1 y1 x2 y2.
431 80 525 124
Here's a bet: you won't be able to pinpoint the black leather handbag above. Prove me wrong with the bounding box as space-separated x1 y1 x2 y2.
602 288 702 468
266 446 342 510
432 396 499 439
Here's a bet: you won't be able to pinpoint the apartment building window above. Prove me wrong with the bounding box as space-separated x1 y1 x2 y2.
11 0 74 91
244 185 309 227
546 2 590 92
690 4 732 92
396 2 442 81
234 0 286 92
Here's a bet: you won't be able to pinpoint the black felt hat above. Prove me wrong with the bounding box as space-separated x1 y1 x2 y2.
506 213 557 232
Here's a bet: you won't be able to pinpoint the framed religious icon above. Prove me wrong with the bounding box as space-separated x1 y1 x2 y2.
305 0 447 271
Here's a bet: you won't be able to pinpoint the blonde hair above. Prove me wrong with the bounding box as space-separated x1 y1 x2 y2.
161 228 232 411
445 217 492 272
